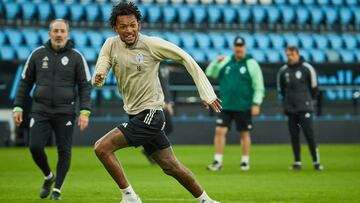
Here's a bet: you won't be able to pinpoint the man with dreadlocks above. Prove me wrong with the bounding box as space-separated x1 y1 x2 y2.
92 2 221 203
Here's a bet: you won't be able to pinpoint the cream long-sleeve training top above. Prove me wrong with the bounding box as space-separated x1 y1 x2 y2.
92 34 217 115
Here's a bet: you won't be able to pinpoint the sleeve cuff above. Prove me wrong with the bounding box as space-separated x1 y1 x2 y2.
80 110 91 117
13 107 23 112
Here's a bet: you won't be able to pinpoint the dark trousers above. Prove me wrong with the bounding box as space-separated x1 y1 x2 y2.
287 112 320 163
28 112 74 190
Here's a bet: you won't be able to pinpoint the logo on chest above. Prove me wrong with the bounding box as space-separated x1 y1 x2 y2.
41 56 49 69
239 66 247 74
295 70 302 79
61 56 69 66
135 53 144 71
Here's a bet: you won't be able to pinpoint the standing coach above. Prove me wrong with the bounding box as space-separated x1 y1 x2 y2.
277 46 324 171
13 19 92 200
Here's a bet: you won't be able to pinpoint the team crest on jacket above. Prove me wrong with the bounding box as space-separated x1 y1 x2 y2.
239 66 246 74
295 70 302 79
61 56 69 66
135 53 144 71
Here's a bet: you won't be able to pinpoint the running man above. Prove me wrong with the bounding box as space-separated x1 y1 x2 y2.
92 2 221 203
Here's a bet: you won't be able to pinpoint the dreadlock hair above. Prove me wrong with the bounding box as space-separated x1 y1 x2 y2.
109 2 142 28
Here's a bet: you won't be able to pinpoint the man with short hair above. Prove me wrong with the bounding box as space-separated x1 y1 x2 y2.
206 36 265 171
13 19 92 200
277 46 324 171
92 2 221 203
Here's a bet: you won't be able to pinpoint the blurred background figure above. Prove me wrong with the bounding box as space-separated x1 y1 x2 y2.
277 46 324 171
206 36 265 171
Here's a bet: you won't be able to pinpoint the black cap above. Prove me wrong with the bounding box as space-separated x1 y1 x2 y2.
234 36 245 46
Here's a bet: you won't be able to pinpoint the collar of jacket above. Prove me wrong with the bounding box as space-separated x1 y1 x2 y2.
45 40 74 54
288 56 305 68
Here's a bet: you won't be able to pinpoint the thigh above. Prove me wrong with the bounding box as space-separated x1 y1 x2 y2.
298 112 313 130
118 110 166 148
95 127 129 151
234 111 253 132
216 111 233 129
29 113 52 148
51 114 75 151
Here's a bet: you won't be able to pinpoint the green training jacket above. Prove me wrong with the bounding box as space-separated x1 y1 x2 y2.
206 55 265 111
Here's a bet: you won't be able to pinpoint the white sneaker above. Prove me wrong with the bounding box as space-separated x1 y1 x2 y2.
207 161 223 171
240 162 250 171
120 196 142 203
212 201 221 203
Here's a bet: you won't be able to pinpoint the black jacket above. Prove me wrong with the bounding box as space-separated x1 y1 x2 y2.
277 57 318 113
14 40 91 115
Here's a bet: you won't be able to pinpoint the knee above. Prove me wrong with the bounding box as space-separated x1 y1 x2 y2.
161 160 182 177
94 139 107 158
215 127 227 136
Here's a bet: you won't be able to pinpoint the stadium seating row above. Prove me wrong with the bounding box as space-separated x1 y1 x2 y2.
1 44 360 63
1 0 359 6
2 2 360 25
1 29 359 50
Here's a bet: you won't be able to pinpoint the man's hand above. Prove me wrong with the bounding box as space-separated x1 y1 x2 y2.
251 105 260 116
13 112 23 127
163 102 174 115
93 72 106 86
78 114 89 132
217 55 225 63
202 98 222 113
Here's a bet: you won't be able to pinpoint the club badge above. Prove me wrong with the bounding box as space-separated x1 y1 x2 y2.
239 66 246 74
295 70 302 79
135 53 144 71
61 56 69 66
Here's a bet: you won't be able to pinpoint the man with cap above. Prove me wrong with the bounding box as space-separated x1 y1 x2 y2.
206 36 265 171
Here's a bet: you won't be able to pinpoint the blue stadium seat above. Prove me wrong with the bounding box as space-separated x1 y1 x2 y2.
289 0 301 5
254 33 270 48
298 33 314 49
180 32 196 49
331 0 343 5
22 29 40 47
193 6 206 24
299 49 310 61
146 4 161 23
283 33 299 47
39 29 49 44
352 7 360 25
163 32 181 47
354 50 360 62
0 46 15 60
342 34 357 49
71 31 88 47
356 34 360 46
313 34 328 49
296 7 309 24
37 2 51 22
209 33 226 49
317 0 330 5
14 46 31 61
208 5 222 24
339 7 352 25
188 49 206 62
219 48 232 56
195 33 210 49
252 6 266 23
4 2 19 20
273 0 286 4
303 0 315 5
102 30 116 39
241 33 255 48
21 2 36 20
100 4 112 23
87 31 104 48
309 7 324 25
265 49 281 63
0 31 5 46
266 6 280 24
222 6 237 24
345 0 357 5
163 5 177 23
325 50 340 63
148 31 163 38
224 32 237 47
85 4 99 22
70 3 84 22
327 34 343 49
206 49 219 61
53 3 68 19
178 6 192 24
250 49 266 63
269 34 285 49
323 6 338 25
78 47 97 61
5 29 23 46
339 50 355 63
280 6 295 24
310 49 326 63
237 6 251 24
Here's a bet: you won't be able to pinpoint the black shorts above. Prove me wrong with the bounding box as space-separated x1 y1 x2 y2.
216 110 253 132
117 109 170 155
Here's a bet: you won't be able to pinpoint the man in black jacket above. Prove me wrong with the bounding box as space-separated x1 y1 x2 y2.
277 46 323 171
13 19 92 200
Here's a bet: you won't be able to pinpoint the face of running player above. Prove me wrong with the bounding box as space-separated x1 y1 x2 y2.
49 21 69 51
233 45 246 60
286 50 300 65
114 15 141 46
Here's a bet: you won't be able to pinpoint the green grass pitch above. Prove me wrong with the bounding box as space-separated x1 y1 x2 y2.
0 144 359 203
